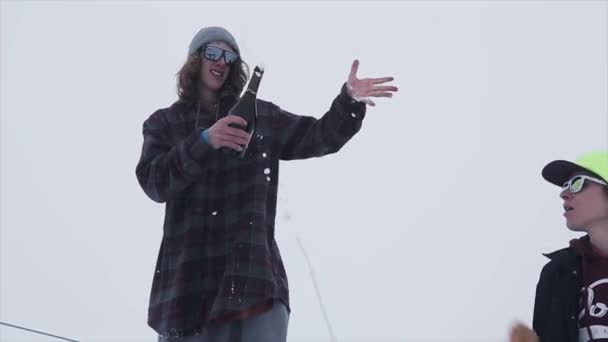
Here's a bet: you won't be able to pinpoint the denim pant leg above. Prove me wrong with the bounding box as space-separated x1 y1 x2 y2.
158 301 289 342
240 301 289 342
157 321 240 342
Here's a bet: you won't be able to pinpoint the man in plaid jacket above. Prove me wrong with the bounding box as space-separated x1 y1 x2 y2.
136 26 398 342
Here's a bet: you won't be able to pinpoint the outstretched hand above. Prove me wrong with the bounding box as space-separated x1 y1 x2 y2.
509 322 539 342
345 59 398 106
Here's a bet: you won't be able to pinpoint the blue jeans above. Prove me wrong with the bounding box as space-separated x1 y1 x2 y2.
157 301 289 342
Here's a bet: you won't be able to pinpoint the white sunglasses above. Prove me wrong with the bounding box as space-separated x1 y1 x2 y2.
562 175 608 193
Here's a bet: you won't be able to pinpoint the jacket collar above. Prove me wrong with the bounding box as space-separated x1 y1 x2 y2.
543 246 572 261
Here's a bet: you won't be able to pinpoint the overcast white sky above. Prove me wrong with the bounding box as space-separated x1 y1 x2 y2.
1 1 607 341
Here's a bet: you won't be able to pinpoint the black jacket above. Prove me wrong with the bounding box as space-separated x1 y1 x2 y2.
533 246 581 342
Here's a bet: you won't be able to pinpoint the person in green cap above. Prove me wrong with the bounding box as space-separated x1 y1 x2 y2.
509 151 608 342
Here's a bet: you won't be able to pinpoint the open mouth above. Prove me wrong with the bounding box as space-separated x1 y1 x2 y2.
210 69 224 78
564 205 574 212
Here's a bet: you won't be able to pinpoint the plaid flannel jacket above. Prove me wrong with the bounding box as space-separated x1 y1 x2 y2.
136 84 366 339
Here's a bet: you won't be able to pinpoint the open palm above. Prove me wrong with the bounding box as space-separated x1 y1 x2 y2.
346 59 398 106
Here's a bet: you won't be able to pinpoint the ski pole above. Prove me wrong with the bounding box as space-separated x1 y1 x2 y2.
296 236 337 342
0 321 80 342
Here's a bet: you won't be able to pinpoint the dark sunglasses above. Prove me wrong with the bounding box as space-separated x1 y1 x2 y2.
562 175 607 193
200 45 240 65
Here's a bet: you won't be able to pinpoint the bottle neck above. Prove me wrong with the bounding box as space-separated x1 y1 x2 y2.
245 68 263 95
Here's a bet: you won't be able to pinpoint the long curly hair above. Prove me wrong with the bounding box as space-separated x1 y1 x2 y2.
176 52 249 105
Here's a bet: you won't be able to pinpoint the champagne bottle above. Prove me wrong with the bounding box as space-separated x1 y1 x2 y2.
222 64 264 158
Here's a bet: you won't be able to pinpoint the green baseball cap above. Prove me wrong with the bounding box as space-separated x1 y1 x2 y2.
542 151 608 187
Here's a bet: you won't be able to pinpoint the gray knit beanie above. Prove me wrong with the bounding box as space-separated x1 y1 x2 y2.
187 26 240 57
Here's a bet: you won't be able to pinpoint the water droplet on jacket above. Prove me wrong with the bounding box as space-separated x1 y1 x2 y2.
262 152 267 158
267 176 271 182
212 211 218 216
